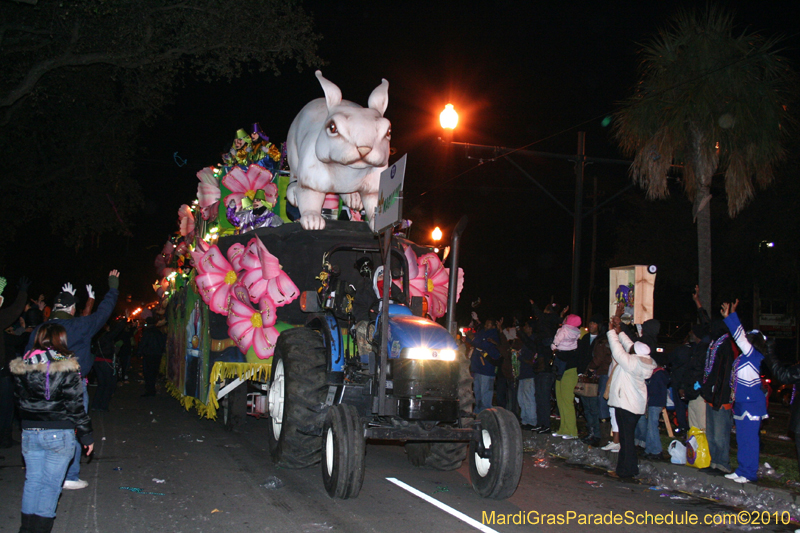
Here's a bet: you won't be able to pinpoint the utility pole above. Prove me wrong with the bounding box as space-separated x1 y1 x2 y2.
571 132 586 314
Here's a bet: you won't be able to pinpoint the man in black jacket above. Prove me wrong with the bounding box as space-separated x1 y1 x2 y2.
699 320 737 474
139 317 167 397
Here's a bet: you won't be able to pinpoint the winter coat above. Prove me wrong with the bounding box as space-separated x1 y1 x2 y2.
0 289 27 371
646 367 670 408
700 321 738 410
551 324 580 352
606 330 657 415
576 333 602 374
26 288 119 376
516 331 537 380
470 328 501 377
763 344 800 434
10 348 93 445
586 333 612 375
137 326 166 358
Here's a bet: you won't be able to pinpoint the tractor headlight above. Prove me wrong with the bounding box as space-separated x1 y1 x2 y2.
403 348 456 361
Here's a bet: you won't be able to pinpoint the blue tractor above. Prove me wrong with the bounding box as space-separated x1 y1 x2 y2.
217 219 522 499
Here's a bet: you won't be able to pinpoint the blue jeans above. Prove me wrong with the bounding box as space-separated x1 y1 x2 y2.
634 406 664 455
706 404 733 472
597 374 610 419
582 395 600 439
473 373 495 413
66 384 88 482
517 378 536 426
21 429 75 517
534 372 555 429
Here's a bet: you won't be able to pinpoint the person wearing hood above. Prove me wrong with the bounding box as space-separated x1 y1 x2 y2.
11 323 93 533
606 315 657 480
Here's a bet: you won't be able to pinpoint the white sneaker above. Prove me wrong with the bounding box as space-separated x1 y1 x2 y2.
724 472 740 480
552 432 561 437
733 475 750 484
63 479 88 490
562 435 577 440
601 442 620 451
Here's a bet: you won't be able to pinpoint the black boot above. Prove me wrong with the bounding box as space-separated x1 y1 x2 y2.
19 513 34 533
28 515 54 533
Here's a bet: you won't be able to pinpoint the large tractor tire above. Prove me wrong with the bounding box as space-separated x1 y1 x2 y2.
267 328 328 468
469 407 523 499
405 353 474 470
321 404 366 499
219 381 248 431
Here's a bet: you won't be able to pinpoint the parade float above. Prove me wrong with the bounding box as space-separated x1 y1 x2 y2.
155 71 521 500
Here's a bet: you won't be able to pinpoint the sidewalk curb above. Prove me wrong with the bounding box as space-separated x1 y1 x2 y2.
522 431 800 516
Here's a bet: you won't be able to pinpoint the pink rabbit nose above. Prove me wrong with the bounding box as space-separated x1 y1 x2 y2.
357 146 372 158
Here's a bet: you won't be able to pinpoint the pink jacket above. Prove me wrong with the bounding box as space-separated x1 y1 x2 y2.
551 324 580 352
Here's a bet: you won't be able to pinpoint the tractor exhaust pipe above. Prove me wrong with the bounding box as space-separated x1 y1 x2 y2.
445 215 468 335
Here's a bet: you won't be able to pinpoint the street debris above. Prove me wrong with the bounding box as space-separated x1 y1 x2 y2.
431 486 450 495
152 478 166 484
261 476 284 489
119 486 165 496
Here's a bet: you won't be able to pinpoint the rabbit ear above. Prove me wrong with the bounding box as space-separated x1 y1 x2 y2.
315 70 342 109
368 78 389 116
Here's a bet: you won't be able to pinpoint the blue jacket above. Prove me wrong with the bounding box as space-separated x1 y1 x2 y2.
26 288 119 376
470 328 501 377
724 312 767 418
646 367 670 407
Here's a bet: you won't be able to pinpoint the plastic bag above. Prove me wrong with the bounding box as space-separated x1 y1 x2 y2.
685 427 710 469
668 440 686 465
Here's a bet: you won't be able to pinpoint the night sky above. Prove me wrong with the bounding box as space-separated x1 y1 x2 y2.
10 0 800 325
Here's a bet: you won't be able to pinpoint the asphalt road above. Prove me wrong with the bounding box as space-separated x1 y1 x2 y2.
0 383 796 533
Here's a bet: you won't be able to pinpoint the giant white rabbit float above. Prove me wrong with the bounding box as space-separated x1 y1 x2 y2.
286 70 391 230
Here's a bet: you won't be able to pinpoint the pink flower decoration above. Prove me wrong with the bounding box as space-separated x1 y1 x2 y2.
226 243 246 273
237 238 297 305
194 245 238 315
178 204 195 238
408 251 464 319
190 238 211 273
226 285 279 359
222 165 277 209
196 167 221 221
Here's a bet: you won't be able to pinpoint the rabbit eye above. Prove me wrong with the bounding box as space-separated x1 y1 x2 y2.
327 121 338 135
386 127 391 140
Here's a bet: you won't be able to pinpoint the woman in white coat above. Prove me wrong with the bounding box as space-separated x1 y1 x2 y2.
606 317 656 479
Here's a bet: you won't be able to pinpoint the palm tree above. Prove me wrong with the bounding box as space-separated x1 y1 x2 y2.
613 6 795 309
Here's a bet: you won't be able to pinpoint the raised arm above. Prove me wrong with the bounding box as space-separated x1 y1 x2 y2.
721 303 753 357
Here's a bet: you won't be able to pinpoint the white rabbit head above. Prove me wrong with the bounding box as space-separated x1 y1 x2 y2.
313 71 391 170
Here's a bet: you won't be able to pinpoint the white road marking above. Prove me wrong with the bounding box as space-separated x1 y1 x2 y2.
386 477 500 533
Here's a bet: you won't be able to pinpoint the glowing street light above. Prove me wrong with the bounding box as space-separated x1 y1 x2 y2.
439 104 458 130
432 226 443 242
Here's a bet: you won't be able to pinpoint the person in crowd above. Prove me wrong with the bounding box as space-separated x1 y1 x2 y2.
80 284 95 317
25 271 119 491
138 316 167 397
606 315 656 480
469 317 501 413
495 317 518 415
721 300 768 484
762 337 800 476
91 319 127 411
516 320 537 430
551 314 582 439
11 323 93 533
530 300 566 434
581 315 610 447
0 277 31 449
634 364 670 460
699 317 737 475
670 322 709 433
116 320 135 383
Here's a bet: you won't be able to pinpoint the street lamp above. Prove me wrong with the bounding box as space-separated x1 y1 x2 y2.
432 226 443 242
439 104 458 130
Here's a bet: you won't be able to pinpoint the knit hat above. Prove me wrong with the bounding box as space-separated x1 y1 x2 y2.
564 314 581 328
53 291 76 309
633 341 650 355
589 314 604 326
